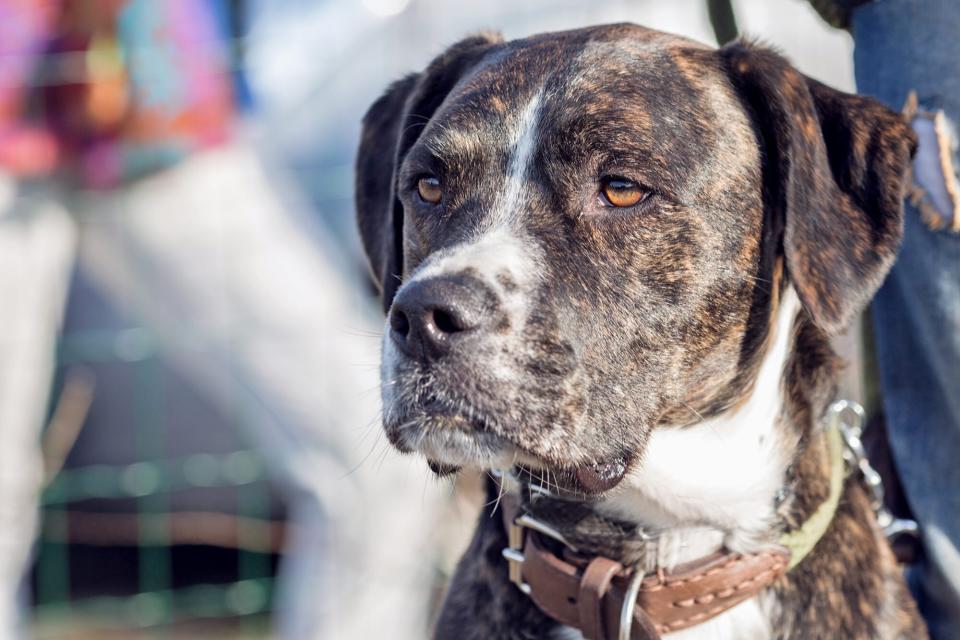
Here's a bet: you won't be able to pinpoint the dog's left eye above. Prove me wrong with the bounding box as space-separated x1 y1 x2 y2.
599 177 649 208
417 176 443 205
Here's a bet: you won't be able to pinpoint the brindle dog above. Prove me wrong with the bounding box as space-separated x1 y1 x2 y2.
355 23 925 639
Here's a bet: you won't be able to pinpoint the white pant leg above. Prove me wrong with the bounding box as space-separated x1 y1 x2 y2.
72 144 441 640
0 175 76 638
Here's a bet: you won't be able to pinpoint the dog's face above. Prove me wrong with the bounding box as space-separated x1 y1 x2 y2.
355 24 914 494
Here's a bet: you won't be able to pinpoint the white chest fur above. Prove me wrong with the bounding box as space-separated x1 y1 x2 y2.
571 288 801 639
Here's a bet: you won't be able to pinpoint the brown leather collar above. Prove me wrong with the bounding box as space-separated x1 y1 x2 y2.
499 492 790 640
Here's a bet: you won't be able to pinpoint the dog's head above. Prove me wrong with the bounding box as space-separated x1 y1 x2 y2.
355 24 914 494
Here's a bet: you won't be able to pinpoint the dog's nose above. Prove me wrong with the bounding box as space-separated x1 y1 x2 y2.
389 275 496 361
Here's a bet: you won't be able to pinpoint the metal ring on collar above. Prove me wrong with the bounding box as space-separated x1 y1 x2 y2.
619 568 646 640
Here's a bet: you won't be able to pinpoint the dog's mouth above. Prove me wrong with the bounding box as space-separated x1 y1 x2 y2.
386 391 634 496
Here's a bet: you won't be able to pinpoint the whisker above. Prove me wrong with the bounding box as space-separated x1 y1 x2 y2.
486 471 508 515
682 402 705 422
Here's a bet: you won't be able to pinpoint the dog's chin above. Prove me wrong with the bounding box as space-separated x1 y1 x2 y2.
385 405 634 496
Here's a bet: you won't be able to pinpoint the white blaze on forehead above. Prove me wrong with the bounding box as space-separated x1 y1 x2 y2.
408 228 539 301
400 92 546 322
486 89 544 231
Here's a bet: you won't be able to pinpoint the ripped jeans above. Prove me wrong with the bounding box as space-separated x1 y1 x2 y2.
853 1 960 638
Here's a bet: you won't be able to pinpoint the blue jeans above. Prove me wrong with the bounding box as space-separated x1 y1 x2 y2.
854 1 960 638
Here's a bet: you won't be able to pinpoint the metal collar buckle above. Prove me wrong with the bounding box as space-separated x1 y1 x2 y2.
502 513 658 640
493 467 579 594
502 512 580 595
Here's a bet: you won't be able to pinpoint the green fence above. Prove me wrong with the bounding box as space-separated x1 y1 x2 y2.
32 327 281 637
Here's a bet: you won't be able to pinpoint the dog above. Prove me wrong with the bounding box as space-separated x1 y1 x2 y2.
355 23 925 639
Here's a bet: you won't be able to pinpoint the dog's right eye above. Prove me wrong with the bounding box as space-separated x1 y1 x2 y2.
600 176 649 208
416 176 443 204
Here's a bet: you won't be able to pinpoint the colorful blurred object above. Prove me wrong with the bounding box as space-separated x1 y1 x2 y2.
0 0 234 187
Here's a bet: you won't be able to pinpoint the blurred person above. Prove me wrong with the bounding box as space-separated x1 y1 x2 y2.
809 1 960 638
0 1 438 637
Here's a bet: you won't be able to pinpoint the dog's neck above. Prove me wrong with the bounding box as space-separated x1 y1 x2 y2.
599 287 803 572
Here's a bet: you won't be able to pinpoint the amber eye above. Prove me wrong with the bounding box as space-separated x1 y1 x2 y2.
600 177 647 208
417 176 442 204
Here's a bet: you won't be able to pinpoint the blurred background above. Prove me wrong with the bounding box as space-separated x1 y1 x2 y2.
0 0 862 638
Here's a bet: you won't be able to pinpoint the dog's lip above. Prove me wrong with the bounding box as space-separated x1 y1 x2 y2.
387 391 516 470
514 451 633 497
403 390 504 435
427 459 461 476
574 455 632 493
389 391 635 493
420 394 481 422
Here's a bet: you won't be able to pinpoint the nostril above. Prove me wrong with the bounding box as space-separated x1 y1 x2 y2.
390 308 411 338
389 275 493 360
430 307 466 335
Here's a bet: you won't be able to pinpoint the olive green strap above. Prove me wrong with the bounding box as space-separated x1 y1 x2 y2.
779 424 845 570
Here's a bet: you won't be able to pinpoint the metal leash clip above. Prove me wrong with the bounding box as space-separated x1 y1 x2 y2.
828 400 920 544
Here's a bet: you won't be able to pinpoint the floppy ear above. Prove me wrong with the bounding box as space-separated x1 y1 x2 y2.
720 41 917 334
355 33 503 313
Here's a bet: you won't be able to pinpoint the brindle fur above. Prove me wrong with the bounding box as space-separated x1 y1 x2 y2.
355 23 923 639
